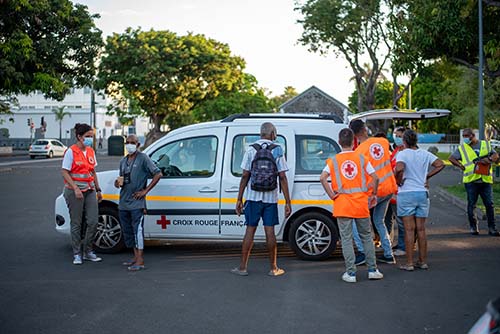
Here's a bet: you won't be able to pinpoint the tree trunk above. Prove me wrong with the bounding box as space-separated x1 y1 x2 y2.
144 113 166 148
59 121 62 141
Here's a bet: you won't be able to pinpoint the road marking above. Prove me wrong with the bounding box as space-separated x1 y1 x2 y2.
0 158 63 167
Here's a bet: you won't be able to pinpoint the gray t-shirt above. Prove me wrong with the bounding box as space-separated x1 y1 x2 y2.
119 152 161 210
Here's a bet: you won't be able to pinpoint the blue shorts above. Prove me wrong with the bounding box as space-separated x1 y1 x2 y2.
244 200 279 227
397 191 430 218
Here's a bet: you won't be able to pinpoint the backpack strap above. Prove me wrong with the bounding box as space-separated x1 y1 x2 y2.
251 143 262 151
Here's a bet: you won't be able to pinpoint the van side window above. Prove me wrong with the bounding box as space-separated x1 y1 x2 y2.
231 135 286 177
149 136 218 178
296 135 340 174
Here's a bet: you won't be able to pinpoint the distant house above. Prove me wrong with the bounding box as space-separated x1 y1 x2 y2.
279 86 351 123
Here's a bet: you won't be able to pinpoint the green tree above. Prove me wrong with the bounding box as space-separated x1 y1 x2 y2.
296 0 407 112
269 86 299 111
393 0 500 79
0 0 103 105
52 106 71 141
348 80 406 111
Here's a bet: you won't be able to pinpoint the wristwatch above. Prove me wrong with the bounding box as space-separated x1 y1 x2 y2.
96 188 102 193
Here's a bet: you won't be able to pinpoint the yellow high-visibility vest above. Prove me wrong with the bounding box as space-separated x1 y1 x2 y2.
458 140 493 184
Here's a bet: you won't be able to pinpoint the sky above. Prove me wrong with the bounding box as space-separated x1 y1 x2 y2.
74 0 355 105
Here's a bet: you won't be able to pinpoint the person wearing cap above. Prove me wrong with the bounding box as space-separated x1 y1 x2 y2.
449 128 499 236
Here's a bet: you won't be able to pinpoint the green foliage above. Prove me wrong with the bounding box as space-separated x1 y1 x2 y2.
0 0 103 100
52 106 71 141
269 86 299 111
393 0 500 78
348 80 406 111
97 28 247 135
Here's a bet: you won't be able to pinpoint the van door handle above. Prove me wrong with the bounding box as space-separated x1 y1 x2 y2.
198 187 217 193
225 186 239 192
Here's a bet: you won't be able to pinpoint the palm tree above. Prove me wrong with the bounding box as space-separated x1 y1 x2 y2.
52 106 71 141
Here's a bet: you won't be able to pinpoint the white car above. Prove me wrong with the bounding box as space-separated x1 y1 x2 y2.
55 113 346 260
29 139 67 159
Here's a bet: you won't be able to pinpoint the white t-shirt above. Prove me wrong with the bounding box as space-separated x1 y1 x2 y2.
62 148 98 171
396 148 437 193
322 151 375 175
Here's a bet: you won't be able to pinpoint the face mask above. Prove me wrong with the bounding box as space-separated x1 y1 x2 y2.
463 137 471 145
126 144 137 154
83 137 93 147
394 137 403 146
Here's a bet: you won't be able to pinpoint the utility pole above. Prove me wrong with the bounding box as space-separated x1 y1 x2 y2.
90 87 96 148
478 0 485 139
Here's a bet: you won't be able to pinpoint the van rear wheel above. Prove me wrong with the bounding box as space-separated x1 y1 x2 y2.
289 212 338 260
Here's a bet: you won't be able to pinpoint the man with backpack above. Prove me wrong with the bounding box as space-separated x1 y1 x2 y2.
232 122 292 277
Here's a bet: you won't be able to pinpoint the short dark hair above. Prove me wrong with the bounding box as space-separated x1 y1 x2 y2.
403 129 418 147
374 131 387 138
349 119 365 135
394 126 405 134
338 128 354 148
463 128 474 136
74 123 92 138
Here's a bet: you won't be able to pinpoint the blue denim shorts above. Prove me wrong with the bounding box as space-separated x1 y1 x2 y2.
244 200 279 227
397 191 430 218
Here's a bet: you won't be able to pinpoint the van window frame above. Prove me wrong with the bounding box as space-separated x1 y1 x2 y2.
295 135 341 175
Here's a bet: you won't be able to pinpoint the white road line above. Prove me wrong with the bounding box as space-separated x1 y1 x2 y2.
0 158 63 167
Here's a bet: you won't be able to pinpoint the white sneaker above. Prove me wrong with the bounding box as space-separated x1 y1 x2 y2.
393 249 406 256
83 251 102 262
342 272 357 283
368 269 384 280
73 254 83 265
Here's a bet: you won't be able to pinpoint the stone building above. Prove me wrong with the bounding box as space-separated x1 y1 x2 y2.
279 86 350 123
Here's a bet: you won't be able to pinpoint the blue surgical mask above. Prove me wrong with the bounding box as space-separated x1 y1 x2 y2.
83 137 93 147
463 137 471 145
394 137 403 146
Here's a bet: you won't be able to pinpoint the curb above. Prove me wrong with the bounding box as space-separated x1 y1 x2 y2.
434 186 500 221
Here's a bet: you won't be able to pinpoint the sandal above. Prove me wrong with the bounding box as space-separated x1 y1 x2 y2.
415 262 429 270
127 264 145 271
230 267 249 276
268 268 285 276
399 264 415 271
122 259 135 266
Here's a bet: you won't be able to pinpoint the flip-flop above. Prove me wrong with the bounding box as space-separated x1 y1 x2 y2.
399 264 415 271
230 267 249 276
415 262 429 270
122 260 135 266
128 264 145 271
268 268 285 276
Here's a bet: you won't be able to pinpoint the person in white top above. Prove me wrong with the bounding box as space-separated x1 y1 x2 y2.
394 129 444 271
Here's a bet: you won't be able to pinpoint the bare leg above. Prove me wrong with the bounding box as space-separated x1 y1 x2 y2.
134 248 144 266
415 217 427 264
239 226 257 271
402 216 416 265
264 226 278 271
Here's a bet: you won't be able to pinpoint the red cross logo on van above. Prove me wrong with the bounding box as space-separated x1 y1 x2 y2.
369 143 384 160
341 160 358 180
156 215 171 229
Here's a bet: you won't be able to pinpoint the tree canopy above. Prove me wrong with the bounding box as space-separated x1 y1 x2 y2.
0 0 103 101
97 28 248 142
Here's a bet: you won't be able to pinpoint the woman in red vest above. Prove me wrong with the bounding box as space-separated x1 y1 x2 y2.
61 123 103 265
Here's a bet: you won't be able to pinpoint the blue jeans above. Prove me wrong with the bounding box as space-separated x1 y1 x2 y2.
119 209 145 249
353 194 393 257
385 202 405 251
464 182 496 229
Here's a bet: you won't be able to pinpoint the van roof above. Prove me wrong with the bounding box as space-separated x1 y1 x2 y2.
221 113 343 123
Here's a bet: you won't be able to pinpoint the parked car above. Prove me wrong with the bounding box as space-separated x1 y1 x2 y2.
29 139 67 159
55 113 345 260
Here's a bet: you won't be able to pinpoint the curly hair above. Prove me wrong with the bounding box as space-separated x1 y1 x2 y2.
74 123 92 138
403 129 418 147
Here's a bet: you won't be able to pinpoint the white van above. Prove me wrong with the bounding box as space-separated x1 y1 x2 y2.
55 113 347 260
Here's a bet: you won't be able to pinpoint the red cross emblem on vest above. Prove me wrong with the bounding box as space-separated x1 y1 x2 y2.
369 143 384 160
156 215 171 229
341 160 358 180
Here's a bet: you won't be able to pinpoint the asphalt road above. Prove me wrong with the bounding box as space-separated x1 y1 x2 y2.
0 156 499 334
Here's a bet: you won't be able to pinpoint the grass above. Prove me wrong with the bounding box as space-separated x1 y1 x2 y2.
435 152 451 161
443 183 500 215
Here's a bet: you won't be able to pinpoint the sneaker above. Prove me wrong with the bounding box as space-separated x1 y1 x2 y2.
355 253 366 265
377 255 396 264
368 269 384 280
393 249 406 257
342 272 357 283
73 254 83 265
470 227 479 235
488 228 500 236
83 251 102 262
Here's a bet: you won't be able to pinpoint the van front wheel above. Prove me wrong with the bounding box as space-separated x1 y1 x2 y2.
289 212 338 261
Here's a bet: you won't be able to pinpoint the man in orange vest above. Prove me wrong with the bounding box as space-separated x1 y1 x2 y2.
350 119 398 265
320 128 384 283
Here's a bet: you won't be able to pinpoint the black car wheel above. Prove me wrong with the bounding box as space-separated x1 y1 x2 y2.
94 206 125 253
289 212 338 260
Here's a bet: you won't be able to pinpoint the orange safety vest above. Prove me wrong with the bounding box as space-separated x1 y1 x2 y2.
64 144 96 191
356 137 397 197
326 153 370 218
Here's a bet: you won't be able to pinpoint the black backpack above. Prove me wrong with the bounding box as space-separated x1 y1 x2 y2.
250 143 278 191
